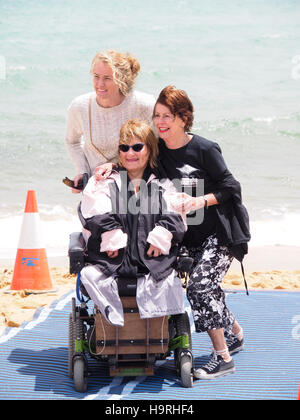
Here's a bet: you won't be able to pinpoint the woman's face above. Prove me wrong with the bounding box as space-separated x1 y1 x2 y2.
92 60 123 106
119 137 150 175
153 103 185 142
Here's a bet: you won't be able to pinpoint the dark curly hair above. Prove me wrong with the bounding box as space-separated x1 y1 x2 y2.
154 85 194 131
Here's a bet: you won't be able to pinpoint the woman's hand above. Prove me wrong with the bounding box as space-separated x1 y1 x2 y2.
147 244 163 258
191 195 206 210
72 173 83 194
106 250 119 258
170 193 217 213
170 193 197 213
95 163 115 181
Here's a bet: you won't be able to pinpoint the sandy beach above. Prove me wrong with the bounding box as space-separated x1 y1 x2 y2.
1 244 300 337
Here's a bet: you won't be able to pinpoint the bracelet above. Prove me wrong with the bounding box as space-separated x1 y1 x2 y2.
203 197 208 209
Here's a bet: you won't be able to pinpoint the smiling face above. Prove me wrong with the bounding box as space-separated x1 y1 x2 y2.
119 137 150 177
92 60 124 107
153 102 186 143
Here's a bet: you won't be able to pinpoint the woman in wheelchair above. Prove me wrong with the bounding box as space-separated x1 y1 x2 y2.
78 119 187 327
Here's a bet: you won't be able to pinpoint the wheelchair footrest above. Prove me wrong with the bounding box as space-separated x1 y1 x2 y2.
96 338 168 347
95 297 169 356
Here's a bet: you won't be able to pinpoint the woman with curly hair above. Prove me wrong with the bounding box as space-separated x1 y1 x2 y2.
65 50 155 191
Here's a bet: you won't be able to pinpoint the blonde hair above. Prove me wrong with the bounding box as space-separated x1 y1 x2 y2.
90 50 140 96
119 119 158 168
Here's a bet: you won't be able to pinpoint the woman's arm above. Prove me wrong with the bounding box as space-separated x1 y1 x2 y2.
174 143 240 212
192 193 219 210
94 162 117 180
170 192 219 213
202 142 240 204
65 103 90 176
79 176 127 257
146 179 187 255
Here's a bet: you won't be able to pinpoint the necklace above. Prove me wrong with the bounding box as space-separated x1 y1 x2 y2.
183 133 190 146
164 132 190 150
177 133 190 148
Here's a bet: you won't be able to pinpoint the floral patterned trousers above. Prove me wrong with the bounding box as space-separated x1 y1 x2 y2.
186 234 235 336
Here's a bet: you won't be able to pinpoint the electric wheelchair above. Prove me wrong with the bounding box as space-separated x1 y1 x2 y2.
67 231 194 392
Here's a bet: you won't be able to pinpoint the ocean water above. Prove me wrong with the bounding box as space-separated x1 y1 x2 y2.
1 0 300 258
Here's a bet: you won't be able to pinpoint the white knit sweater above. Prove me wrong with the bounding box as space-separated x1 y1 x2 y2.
65 90 155 175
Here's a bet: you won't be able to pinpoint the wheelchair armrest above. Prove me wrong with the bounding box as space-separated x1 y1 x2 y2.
68 232 85 274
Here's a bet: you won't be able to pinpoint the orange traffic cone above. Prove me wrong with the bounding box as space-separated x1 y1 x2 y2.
10 190 54 293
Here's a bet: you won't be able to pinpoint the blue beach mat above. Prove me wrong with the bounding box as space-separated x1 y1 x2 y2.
0 290 299 400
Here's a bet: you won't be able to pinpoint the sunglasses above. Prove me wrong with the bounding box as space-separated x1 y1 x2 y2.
119 143 145 153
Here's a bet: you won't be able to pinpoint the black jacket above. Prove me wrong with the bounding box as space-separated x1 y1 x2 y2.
157 135 251 262
78 169 186 282
213 173 251 261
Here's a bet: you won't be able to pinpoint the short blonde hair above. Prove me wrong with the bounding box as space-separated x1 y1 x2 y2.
119 119 158 168
91 50 140 96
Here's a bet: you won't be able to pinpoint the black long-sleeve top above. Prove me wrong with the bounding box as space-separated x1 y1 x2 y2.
158 134 250 258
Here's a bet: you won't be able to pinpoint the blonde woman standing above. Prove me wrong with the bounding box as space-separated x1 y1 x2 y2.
65 50 155 191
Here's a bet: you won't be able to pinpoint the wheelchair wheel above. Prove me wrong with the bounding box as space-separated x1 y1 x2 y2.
73 356 88 393
172 312 193 371
180 353 193 388
177 312 192 349
68 313 75 378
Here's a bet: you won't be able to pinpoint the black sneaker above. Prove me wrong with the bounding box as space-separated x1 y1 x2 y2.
227 336 244 355
194 354 235 380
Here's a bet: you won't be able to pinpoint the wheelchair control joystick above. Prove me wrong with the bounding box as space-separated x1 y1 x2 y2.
177 246 194 289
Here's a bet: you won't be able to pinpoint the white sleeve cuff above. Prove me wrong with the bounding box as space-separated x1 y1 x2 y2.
146 225 173 255
100 229 128 252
